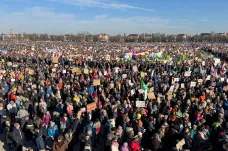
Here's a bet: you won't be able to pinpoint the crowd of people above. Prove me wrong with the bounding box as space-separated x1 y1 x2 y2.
0 41 228 151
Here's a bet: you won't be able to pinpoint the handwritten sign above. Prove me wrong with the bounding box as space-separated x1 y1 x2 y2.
136 101 146 108
133 66 138 72
29 69 34 75
52 57 58 64
87 102 97 112
93 79 100 86
84 69 89 74
7 62 12 66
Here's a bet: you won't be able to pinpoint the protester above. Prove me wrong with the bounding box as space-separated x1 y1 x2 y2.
0 42 228 151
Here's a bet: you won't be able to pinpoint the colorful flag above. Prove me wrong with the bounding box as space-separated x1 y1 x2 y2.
140 80 150 93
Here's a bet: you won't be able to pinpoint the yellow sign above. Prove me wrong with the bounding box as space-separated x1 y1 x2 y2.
93 79 100 86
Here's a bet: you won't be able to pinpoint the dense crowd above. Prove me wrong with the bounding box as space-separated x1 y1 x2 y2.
0 42 228 151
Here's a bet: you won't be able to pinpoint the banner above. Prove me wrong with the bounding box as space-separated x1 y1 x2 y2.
87 102 97 111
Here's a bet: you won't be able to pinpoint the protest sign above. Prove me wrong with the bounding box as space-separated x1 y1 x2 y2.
190 82 196 87
136 101 146 108
29 69 34 75
93 79 100 86
202 61 205 66
133 66 138 72
51 73 56 78
184 71 191 77
122 74 127 79
87 102 97 111
181 83 185 89
168 93 173 100
176 139 185 150
63 70 66 73
52 57 58 64
148 92 156 99
84 69 89 74
7 62 12 66
198 79 203 83
223 86 228 91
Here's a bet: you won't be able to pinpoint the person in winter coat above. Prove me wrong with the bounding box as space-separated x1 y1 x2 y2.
43 111 51 126
7 101 17 123
151 133 161 151
12 123 24 151
17 106 29 119
130 135 140 151
35 130 46 151
52 135 68 151
48 121 59 138
3 121 13 148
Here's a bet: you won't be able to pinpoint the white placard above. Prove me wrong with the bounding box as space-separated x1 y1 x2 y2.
184 71 191 77
136 101 146 108
63 70 66 73
206 75 211 81
190 82 196 87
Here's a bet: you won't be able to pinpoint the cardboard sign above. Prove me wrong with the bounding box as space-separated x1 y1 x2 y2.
7 62 12 66
54 64 58 67
52 57 59 64
63 70 66 73
181 83 185 89
162 71 167 76
176 139 185 150
51 73 56 78
148 92 156 99
84 69 89 74
87 102 97 112
93 79 100 86
136 101 146 108
72 68 81 74
29 69 34 75
133 66 138 72
223 86 228 91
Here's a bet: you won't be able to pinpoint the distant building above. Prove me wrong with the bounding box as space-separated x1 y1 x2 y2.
98 33 109 42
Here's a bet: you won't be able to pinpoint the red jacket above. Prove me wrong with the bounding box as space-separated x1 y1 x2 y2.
130 140 140 151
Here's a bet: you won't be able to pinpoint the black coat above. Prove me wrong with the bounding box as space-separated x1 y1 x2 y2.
12 128 24 146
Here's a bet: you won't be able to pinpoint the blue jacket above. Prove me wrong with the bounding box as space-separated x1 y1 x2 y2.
35 136 46 150
48 125 58 137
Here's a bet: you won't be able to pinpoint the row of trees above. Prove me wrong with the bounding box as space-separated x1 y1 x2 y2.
1 33 228 43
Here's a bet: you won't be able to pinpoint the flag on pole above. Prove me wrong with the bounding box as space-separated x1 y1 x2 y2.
221 64 227 74
140 80 150 93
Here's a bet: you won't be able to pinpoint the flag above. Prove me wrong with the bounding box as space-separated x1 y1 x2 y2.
210 66 215 75
153 70 157 87
132 55 138 61
221 64 227 74
140 80 150 93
